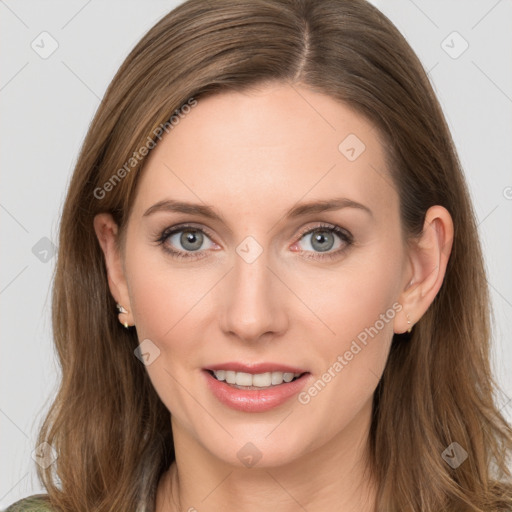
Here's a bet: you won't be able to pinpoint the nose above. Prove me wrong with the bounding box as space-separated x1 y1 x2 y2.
218 246 289 344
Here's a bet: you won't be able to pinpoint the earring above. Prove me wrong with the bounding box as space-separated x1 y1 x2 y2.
116 303 131 329
116 303 127 314
406 312 413 333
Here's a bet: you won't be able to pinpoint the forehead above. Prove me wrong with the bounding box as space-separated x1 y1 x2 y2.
131 83 397 225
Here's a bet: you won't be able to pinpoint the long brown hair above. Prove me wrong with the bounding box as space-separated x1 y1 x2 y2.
34 0 512 510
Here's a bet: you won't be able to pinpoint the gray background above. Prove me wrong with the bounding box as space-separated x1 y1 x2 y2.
1 0 511 506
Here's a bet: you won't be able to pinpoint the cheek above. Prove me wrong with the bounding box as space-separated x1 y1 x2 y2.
125 241 222 414
125 237 205 341
125 248 206 416
297 232 403 344
296 238 402 428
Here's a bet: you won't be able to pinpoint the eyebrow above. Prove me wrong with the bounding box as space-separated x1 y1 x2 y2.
142 197 373 222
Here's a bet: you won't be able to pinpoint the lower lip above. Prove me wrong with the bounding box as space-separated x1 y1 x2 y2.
203 370 310 413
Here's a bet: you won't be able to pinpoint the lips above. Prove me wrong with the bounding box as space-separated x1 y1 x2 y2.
204 362 308 374
203 369 311 412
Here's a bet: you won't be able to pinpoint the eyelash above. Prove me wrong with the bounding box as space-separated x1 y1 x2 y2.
154 222 353 262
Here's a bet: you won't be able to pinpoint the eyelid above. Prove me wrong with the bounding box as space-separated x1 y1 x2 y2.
294 222 352 241
159 222 218 242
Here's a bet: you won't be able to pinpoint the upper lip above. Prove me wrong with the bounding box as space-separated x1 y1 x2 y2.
205 362 309 374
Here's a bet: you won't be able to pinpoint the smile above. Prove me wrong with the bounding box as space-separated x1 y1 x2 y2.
203 369 311 412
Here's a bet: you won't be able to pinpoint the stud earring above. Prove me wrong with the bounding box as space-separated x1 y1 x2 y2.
116 303 127 314
406 312 413 333
116 303 131 328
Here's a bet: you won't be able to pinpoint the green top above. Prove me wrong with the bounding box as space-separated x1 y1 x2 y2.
2 495 53 512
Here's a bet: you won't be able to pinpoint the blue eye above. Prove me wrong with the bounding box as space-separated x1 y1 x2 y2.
156 224 215 260
155 222 353 261
169 229 205 251
294 224 353 261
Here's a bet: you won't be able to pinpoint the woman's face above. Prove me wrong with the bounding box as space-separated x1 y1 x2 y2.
102 83 416 468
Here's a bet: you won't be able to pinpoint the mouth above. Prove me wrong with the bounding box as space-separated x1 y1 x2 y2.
202 365 312 413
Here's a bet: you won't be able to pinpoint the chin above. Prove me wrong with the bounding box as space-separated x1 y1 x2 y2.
197 422 315 469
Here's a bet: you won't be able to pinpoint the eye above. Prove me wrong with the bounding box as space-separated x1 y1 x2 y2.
156 224 217 260
155 222 353 262
292 223 353 261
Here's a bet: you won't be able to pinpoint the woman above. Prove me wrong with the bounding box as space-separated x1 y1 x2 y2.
5 0 512 511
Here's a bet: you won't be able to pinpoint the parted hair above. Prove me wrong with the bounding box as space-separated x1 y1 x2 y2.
33 0 512 511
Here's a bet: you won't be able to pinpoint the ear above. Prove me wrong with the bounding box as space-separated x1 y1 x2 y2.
93 213 134 327
394 205 454 334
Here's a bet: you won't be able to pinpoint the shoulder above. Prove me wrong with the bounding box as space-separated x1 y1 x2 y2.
2 494 54 512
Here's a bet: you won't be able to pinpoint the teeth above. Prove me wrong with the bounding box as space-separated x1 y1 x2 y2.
212 370 303 387
236 372 253 386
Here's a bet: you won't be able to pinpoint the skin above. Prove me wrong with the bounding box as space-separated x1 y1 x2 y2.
94 82 453 512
